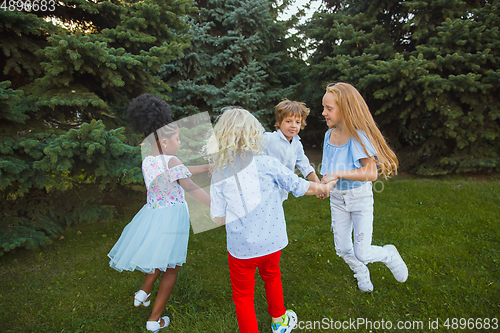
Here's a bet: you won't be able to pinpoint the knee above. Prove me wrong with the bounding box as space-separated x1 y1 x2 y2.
353 232 370 263
335 247 354 259
336 247 369 264
354 251 370 263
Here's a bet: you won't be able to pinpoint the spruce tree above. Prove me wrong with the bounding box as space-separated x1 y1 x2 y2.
303 0 499 174
161 0 303 129
0 0 195 254
407 1 500 174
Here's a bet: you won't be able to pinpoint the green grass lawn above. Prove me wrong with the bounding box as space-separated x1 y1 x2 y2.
1 176 499 332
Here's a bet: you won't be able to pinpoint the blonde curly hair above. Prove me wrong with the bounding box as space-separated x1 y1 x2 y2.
203 107 264 172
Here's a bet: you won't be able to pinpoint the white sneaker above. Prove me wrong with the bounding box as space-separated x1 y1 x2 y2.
384 245 408 282
146 316 170 332
354 267 374 292
271 310 298 333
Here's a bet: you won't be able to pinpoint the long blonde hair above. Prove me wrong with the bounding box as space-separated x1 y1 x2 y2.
326 82 398 178
203 107 265 171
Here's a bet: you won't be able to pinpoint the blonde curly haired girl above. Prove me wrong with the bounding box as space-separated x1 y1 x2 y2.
204 106 265 172
206 106 335 333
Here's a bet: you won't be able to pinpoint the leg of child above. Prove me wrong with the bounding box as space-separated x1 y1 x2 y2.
345 184 397 271
228 253 259 333
256 251 286 322
351 202 408 283
148 266 180 323
330 192 373 291
139 269 162 303
351 208 390 264
330 194 367 273
352 210 408 282
135 269 161 307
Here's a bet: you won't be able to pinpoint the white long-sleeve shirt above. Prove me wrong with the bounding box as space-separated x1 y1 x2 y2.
264 130 315 201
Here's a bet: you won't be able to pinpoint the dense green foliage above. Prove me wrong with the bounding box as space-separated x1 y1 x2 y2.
0 0 196 254
302 0 500 175
161 0 304 128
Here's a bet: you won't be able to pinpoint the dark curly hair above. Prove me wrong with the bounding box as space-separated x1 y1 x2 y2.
127 94 174 136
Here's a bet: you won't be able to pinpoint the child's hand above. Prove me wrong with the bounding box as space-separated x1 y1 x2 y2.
316 192 329 200
324 177 338 190
317 179 336 196
321 172 338 185
211 215 226 227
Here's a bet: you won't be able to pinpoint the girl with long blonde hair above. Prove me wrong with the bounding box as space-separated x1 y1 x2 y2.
320 82 407 292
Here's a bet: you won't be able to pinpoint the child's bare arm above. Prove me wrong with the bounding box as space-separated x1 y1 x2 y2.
168 157 210 207
186 164 210 175
305 172 329 199
305 179 336 196
178 177 210 207
306 171 321 183
322 158 377 183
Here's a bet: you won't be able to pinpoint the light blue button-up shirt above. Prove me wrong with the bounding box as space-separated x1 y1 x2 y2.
264 130 315 201
210 154 310 259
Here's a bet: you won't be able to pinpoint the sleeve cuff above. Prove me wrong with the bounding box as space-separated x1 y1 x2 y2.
291 178 310 197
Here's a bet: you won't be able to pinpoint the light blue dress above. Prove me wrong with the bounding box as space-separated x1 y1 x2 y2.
108 155 192 273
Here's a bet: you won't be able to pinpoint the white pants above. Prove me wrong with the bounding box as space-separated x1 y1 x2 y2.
329 182 390 274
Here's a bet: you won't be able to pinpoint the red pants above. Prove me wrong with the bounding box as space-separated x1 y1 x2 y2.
228 251 286 333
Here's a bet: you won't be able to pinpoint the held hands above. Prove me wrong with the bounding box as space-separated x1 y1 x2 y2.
321 172 339 185
316 173 339 200
316 192 329 200
322 177 337 191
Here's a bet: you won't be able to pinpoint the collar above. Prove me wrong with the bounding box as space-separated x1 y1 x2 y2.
277 129 300 143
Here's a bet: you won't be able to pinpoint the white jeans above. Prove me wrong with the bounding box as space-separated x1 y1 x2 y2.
329 182 390 274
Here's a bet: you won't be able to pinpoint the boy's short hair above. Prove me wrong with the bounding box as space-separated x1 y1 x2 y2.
275 99 310 130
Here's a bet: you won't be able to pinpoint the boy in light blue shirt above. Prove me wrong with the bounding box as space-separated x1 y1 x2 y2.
265 99 321 201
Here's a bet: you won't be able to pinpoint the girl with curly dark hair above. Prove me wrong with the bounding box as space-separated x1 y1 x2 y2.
108 94 210 332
